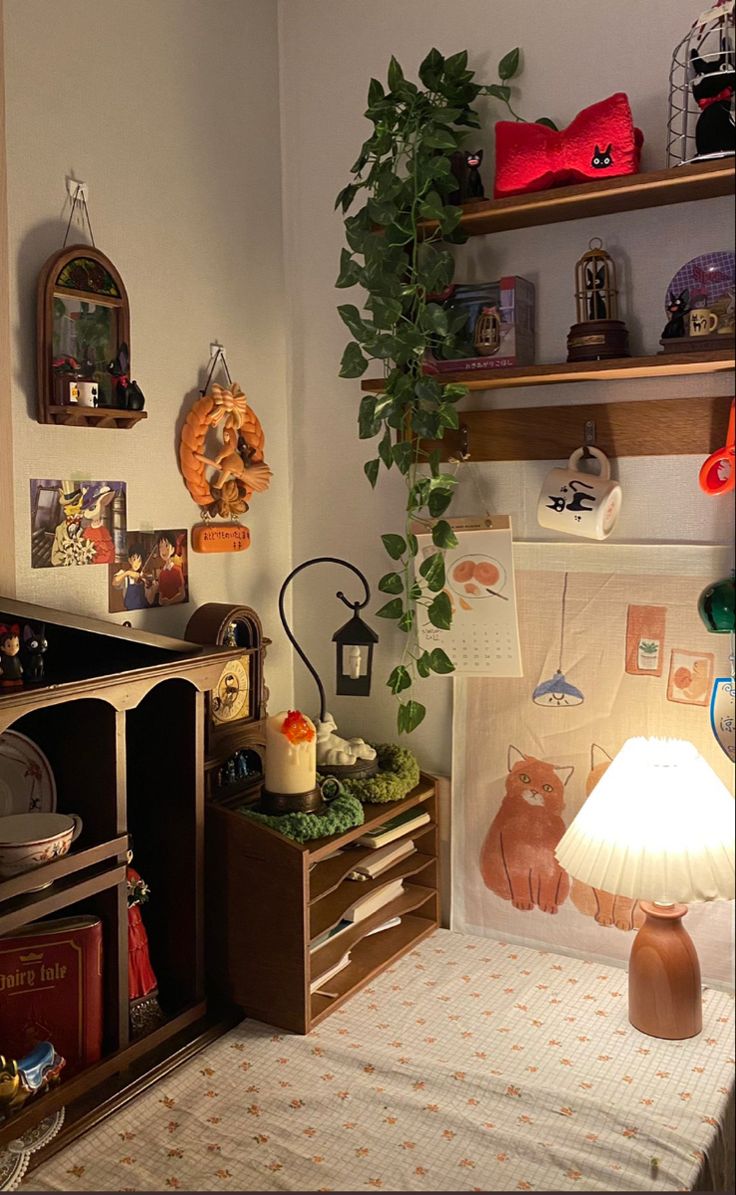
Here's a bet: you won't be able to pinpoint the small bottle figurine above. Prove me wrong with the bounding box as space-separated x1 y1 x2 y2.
0 624 23 687
474 305 502 356
127 850 164 1037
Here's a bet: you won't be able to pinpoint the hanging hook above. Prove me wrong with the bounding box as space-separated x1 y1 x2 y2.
200 345 233 395
583 419 597 459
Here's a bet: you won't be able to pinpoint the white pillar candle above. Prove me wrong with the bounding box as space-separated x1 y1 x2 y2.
264 710 317 794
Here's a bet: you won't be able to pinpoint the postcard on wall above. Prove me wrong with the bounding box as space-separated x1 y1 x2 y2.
108 530 189 612
30 480 127 569
414 515 522 677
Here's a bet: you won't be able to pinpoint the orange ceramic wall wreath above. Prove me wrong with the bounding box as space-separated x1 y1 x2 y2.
179 382 272 520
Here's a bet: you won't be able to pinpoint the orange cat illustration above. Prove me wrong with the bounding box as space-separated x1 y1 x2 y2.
480 746 573 914
570 744 644 931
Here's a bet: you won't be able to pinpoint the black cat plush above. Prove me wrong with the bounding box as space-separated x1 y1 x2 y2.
690 47 736 157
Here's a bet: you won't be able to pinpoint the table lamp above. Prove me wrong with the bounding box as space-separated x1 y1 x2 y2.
556 737 734 1040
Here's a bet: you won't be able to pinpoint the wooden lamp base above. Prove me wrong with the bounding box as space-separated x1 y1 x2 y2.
628 902 702 1040
567 319 630 362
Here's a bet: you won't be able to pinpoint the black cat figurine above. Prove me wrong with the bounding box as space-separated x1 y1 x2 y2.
661 288 690 339
690 47 736 158
464 149 485 199
22 624 48 684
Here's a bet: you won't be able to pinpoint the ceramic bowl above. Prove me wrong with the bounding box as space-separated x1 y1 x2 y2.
0 812 83 880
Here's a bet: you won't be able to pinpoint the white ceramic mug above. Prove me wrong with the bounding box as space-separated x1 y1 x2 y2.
688 308 718 337
77 380 99 407
537 447 622 541
0 812 83 880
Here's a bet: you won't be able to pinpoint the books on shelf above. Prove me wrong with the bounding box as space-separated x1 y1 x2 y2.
343 877 404 924
310 951 351 994
355 806 431 849
310 919 351 951
347 837 415 880
0 915 103 1076
364 915 401 937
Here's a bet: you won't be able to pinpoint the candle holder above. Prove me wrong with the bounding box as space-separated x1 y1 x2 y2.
278 557 380 783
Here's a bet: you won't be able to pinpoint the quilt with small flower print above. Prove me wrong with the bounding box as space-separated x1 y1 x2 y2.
26 930 734 1193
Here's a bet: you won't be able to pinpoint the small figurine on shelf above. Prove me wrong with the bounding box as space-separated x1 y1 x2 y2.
127 849 164 1038
76 348 99 408
464 149 485 199
107 343 145 411
661 288 691 339
690 45 736 158
473 305 502 356
0 1043 65 1113
566 238 630 361
0 624 23 687
21 623 48 683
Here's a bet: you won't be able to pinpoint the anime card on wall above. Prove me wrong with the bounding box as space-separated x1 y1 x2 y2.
108 530 188 613
30 479 127 568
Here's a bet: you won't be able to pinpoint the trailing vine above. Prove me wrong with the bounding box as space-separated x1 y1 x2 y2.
336 48 552 735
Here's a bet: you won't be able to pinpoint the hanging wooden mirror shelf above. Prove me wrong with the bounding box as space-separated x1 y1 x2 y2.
36 245 146 428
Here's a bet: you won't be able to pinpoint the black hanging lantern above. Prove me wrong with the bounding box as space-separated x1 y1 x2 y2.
333 606 378 697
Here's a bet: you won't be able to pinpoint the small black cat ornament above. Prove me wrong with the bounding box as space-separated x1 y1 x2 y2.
22 623 48 683
690 45 736 158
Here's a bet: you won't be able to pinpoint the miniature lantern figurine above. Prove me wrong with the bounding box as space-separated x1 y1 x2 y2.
567 238 630 362
473 305 502 356
667 0 735 166
333 605 378 699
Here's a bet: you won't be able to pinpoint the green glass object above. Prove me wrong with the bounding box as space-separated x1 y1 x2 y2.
698 577 735 633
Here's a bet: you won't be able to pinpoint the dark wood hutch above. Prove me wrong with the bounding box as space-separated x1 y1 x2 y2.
0 596 243 1154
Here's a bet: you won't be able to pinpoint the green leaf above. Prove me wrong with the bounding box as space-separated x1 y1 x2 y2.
416 651 432 678
387 664 412 694
378 571 403 594
367 77 385 106
376 597 404 620
428 448 442 477
397 699 426 735
398 610 414 633
366 295 402 328
364 458 380 488
429 647 455 674
432 520 459 549
335 248 361 289
337 304 369 340
442 382 469 402
360 396 384 442
407 532 419 557
428 488 453 518
381 533 406 560
378 430 393 469
392 440 414 475
340 341 368 379
535 116 558 130
445 50 469 77
422 127 459 151
486 82 511 103
419 551 446 592
427 590 452 630
408 582 422 601
387 55 404 91
437 404 460 430
335 183 359 213
498 47 520 80
418 47 444 88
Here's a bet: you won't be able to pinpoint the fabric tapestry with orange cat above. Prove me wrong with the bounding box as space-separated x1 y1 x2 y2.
452 547 733 985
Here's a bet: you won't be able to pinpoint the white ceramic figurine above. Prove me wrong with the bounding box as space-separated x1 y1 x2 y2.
315 712 377 767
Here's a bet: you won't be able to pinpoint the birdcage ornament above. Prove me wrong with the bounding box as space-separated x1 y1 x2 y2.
473 306 502 356
566 238 630 362
667 0 735 166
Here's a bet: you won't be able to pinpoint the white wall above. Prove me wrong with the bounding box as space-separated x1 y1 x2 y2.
3 0 293 709
278 0 735 773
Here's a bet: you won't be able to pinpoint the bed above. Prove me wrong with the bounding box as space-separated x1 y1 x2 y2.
26 929 735 1192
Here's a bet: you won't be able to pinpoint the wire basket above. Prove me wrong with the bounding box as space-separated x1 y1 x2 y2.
667 0 735 166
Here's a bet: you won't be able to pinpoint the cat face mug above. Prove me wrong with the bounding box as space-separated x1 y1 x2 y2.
537 446 622 541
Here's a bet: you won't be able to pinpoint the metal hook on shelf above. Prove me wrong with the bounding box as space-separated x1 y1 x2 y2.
583 419 597 458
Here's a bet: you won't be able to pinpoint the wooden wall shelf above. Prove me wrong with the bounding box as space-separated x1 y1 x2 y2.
420 158 735 238
361 348 735 394
422 393 733 462
46 406 147 429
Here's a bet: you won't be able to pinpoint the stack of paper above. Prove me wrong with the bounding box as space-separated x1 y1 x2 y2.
355 807 430 850
343 877 404 923
348 837 415 881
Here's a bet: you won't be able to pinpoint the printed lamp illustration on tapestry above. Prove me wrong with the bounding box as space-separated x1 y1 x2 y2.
494 92 644 198
179 360 272 553
532 572 584 706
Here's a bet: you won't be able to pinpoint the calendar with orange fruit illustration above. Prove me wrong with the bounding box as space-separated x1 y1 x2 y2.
415 515 522 676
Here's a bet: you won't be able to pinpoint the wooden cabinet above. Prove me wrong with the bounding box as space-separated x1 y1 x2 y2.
206 778 439 1034
0 596 242 1151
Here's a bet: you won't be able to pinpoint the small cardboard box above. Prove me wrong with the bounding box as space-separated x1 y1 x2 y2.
426 276 535 373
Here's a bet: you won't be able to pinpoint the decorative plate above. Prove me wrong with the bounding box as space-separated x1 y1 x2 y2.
0 731 57 816
447 554 508 601
665 251 735 309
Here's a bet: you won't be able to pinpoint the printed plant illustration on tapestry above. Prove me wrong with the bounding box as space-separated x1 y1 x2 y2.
452 552 734 984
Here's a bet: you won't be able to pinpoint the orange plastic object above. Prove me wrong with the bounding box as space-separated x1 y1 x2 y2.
191 523 250 553
281 710 315 744
699 399 734 495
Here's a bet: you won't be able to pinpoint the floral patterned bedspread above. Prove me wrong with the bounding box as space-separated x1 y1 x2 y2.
27 929 735 1192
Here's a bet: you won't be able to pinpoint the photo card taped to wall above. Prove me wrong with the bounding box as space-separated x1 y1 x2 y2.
108 529 189 612
414 515 522 677
30 479 126 568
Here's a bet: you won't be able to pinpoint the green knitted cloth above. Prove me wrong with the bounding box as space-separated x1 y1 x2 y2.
333 743 420 804
237 792 364 842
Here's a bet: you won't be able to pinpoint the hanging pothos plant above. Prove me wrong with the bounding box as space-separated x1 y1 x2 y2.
336 48 550 735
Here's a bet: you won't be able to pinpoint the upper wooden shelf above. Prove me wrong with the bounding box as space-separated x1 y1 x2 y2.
361 348 735 393
421 158 735 238
47 405 147 429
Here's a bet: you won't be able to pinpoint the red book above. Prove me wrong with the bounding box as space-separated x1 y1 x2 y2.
0 916 103 1075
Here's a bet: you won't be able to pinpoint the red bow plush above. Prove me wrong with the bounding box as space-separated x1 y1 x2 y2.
494 93 644 199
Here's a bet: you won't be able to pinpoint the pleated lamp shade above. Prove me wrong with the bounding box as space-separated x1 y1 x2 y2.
555 737 735 904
